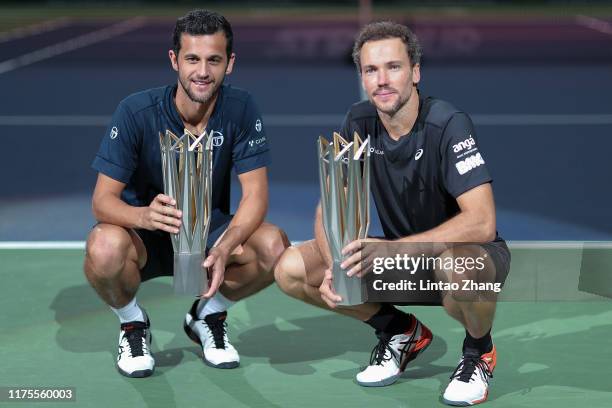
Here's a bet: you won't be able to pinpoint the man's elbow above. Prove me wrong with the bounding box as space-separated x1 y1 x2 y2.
480 217 496 242
91 193 109 222
91 199 103 221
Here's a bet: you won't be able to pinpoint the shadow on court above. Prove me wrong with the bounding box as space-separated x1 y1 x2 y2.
48 281 612 406
49 282 285 408
237 314 450 377
486 305 612 403
50 281 182 408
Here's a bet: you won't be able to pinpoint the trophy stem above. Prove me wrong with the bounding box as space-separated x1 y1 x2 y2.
173 252 208 296
332 260 364 306
318 133 370 306
161 130 213 296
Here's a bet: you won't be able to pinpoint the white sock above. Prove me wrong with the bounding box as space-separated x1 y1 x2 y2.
197 292 235 319
111 297 145 324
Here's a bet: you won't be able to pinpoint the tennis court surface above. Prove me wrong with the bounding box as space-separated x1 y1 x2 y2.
1 243 611 407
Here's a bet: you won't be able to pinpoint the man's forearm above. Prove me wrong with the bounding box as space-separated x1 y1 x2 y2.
397 211 495 245
215 192 266 253
314 204 333 267
93 193 143 229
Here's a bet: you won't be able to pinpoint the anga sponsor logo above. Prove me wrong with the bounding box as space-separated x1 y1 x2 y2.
452 135 476 154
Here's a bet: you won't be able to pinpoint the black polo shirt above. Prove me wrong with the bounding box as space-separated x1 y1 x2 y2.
340 96 498 240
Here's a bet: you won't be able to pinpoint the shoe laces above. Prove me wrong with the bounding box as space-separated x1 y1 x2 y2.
121 322 148 358
450 352 493 383
369 333 395 366
205 316 228 349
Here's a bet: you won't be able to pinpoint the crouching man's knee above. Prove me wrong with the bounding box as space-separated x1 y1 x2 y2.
274 246 308 296
434 244 499 302
84 224 138 283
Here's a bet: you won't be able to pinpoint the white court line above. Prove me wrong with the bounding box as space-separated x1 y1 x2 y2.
576 15 612 36
0 17 73 44
0 17 147 75
0 241 85 250
0 114 612 127
509 241 612 249
0 241 610 250
0 241 305 250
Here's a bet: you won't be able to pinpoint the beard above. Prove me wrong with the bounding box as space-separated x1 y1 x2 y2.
372 88 410 117
178 75 222 104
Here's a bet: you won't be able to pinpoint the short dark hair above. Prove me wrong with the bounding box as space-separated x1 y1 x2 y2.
352 21 422 71
172 9 233 57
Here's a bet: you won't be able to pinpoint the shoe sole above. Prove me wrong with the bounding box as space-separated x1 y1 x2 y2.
441 399 471 407
442 395 487 406
356 372 401 387
442 386 489 406
356 326 434 388
117 366 154 378
183 318 240 369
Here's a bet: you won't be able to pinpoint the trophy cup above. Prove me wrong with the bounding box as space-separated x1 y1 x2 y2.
317 132 371 305
159 129 213 296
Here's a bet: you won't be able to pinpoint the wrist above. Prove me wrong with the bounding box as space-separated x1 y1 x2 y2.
133 206 146 229
212 241 231 256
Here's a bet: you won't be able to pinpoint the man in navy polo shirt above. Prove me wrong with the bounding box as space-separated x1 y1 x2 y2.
84 9 288 378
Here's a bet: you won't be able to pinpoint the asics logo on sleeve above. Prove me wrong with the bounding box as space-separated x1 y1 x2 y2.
255 119 262 132
110 126 119 140
415 149 424 160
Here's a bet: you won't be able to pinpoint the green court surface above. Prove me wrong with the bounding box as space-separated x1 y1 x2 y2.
1 247 611 408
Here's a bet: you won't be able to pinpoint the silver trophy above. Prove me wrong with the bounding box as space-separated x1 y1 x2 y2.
318 132 371 305
159 129 213 296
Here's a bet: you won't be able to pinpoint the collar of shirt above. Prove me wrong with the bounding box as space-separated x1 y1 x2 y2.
163 83 225 135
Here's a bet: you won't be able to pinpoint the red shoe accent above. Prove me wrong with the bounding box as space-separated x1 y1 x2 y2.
399 319 433 372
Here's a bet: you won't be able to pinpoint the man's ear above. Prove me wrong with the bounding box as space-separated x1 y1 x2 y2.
412 63 421 85
225 53 236 75
169 50 179 72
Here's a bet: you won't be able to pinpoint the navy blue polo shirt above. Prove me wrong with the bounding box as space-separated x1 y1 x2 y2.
92 84 270 216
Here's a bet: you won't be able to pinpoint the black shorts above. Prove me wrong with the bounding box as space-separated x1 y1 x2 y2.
135 211 233 282
481 238 511 287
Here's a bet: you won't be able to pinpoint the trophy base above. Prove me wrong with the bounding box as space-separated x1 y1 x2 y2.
332 261 365 306
173 252 208 296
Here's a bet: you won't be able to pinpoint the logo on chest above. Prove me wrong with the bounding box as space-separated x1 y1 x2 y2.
415 149 424 160
210 130 224 147
368 146 384 156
